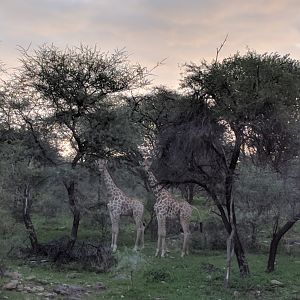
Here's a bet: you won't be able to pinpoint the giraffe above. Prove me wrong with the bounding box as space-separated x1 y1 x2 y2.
142 159 197 257
96 159 144 252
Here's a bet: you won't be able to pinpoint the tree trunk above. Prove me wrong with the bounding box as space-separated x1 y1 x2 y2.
267 219 298 272
187 184 194 204
212 192 250 277
65 180 81 253
22 184 40 253
250 223 257 249
223 132 250 276
233 232 250 276
145 210 157 240
231 201 250 277
181 184 195 204
224 197 235 288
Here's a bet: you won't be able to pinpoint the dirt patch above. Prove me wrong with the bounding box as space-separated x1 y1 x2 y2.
2 272 107 299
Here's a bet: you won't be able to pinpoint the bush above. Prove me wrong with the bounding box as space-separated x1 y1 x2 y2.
114 247 147 288
144 268 172 282
191 216 227 251
81 205 110 239
0 208 27 257
115 247 146 274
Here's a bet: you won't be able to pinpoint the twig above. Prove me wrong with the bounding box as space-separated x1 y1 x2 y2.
215 34 228 64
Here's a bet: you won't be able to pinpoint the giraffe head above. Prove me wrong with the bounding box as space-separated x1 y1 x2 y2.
95 159 108 171
141 157 152 171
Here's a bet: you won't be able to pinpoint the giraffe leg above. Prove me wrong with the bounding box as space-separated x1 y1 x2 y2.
156 217 163 257
141 222 145 249
155 236 161 257
109 212 114 249
133 211 144 251
180 219 190 257
133 219 142 251
111 216 120 252
161 229 167 258
158 217 167 257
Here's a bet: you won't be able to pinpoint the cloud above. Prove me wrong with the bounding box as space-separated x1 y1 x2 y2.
1 0 300 88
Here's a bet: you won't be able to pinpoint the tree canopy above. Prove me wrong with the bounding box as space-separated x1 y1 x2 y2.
0 46 299 276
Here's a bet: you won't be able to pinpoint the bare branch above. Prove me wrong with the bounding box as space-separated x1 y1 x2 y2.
215 34 228 64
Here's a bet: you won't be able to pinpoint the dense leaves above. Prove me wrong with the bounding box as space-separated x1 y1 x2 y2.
134 51 300 276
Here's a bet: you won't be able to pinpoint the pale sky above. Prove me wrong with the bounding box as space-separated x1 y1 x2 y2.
1 0 300 89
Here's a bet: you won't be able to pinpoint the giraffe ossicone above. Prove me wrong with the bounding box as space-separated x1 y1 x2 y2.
96 159 145 253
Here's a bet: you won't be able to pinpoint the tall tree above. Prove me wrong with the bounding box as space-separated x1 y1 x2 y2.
265 158 300 272
133 51 300 277
0 128 56 253
234 163 297 250
15 44 148 253
181 51 300 275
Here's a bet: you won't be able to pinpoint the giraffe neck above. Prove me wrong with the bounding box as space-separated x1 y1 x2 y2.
100 167 121 198
145 169 168 201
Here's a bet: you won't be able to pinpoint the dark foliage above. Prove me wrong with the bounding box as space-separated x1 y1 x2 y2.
153 105 227 193
8 236 116 272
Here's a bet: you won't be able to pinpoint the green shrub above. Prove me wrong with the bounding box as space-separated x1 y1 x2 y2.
0 209 27 258
144 268 172 282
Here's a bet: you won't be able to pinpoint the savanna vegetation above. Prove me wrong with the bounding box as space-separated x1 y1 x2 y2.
0 45 299 299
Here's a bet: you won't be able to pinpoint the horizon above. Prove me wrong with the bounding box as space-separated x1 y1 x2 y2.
1 0 300 89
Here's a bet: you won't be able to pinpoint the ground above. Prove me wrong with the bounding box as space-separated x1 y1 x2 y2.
0 215 300 299
1 248 300 299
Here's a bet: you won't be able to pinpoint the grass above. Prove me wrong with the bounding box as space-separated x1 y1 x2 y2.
1 247 300 300
1 213 300 299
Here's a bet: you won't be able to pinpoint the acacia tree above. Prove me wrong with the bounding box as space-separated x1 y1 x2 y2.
131 86 250 275
234 163 294 249
16 44 148 252
0 128 57 253
182 52 300 275
265 158 300 272
236 110 300 272
245 89 300 271
154 99 250 275
235 157 300 272
133 51 300 277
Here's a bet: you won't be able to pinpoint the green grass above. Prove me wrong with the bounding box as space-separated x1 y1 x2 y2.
1 241 300 300
1 213 300 299
32 213 132 243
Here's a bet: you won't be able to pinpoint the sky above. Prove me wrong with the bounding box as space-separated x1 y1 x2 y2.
1 0 300 89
